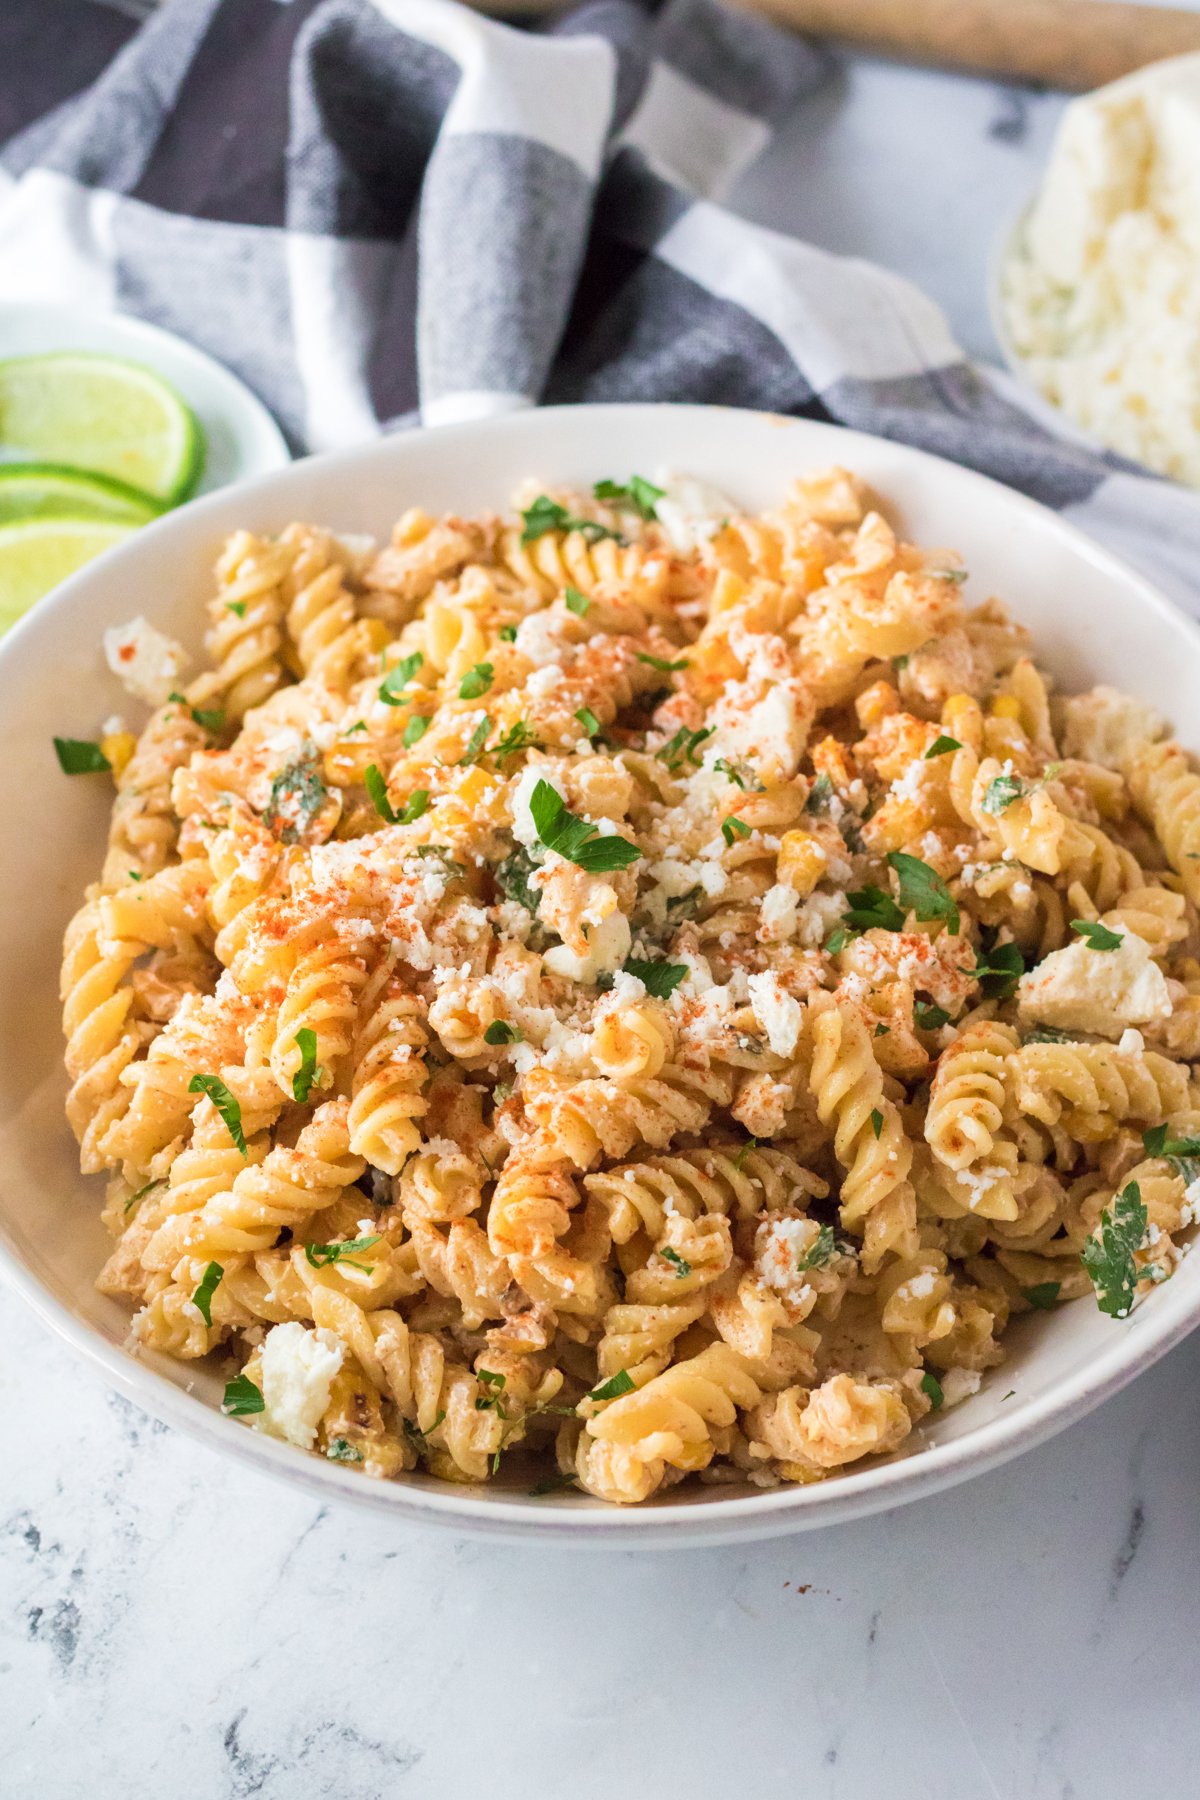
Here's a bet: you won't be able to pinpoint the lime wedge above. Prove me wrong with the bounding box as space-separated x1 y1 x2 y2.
0 353 204 504
0 462 163 525
0 517 137 632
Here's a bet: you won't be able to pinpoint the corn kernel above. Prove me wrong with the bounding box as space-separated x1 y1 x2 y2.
855 679 899 729
708 568 747 618
777 830 826 897
100 731 136 778
454 766 494 809
990 694 1022 721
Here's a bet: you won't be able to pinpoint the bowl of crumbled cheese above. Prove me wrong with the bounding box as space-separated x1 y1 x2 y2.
993 52 1200 487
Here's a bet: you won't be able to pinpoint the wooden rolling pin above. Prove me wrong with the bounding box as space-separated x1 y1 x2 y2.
472 0 1200 91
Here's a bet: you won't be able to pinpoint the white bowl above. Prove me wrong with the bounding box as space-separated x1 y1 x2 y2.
2 403 1198 1549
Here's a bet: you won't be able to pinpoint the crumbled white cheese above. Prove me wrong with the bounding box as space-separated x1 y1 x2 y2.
760 882 799 943
747 971 803 1058
1060 686 1165 770
797 890 847 950
103 615 189 707
939 1368 983 1409
754 1217 817 1311
652 469 740 554
543 908 631 984
515 611 569 668
526 664 564 698
1003 56 1200 484
1017 928 1171 1036
254 1323 344 1450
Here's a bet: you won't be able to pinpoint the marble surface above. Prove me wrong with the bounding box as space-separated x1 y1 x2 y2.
6 31 1200 1800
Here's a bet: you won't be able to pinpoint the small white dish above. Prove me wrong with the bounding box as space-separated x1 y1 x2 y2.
0 301 290 495
1 403 1198 1548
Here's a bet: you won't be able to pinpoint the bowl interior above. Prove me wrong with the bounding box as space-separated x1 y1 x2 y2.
2 403 1198 1545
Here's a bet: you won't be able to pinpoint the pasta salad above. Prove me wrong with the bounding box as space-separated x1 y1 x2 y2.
57 466 1200 1504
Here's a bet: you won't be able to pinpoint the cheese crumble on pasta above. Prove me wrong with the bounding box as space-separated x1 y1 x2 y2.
59 468 1200 1504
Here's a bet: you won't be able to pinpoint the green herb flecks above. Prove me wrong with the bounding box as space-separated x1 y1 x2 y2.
529 779 640 873
1081 1181 1148 1319
187 1074 247 1156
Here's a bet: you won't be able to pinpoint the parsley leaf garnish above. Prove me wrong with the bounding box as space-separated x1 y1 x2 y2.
291 1026 322 1104
870 1109 884 1139
1022 1282 1061 1310
226 600 247 618
657 725 714 772
459 662 494 700
914 1000 951 1031
187 1074 247 1156
887 852 960 936
721 815 751 847
844 884 905 932
169 691 224 733
825 924 852 955
403 715 430 748
982 774 1026 814
416 844 464 878
54 737 111 775
529 1472 579 1497
797 1224 836 1272
622 957 688 999
660 1245 691 1277
484 1021 521 1046
575 707 602 741
364 763 398 824
564 586 590 616
924 735 961 759
192 1262 223 1327
520 496 621 546
397 788 430 824
734 1137 758 1171
222 1374 264 1417
498 624 518 642
1082 1181 1148 1318
593 475 664 519
637 651 688 673
1071 919 1123 952
714 757 762 792
327 1438 363 1463
587 1370 636 1402
496 845 542 915
1143 1125 1200 1160
805 773 833 814
920 1371 944 1409
263 743 329 844
487 720 541 761
972 939 1024 999
304 1235 381 1272
458 715 491 765
529 779 639 872
379 651 423 705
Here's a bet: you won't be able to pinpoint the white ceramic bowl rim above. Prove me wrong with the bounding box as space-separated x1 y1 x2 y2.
4 402 1200 1550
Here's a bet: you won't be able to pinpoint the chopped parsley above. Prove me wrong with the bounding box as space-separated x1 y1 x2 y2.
587 1370 636 1402
1070 918 1124 952
291 1026 322 1104
574 707 603 741
660 1245 691 1277
187 1074 247 1156
226 600 247 618
1024 1025 1077 1044
714 757 762 792
665 886 702 920
593 474 664 519
924 735 961 759
870 1109 884 1140
657 725 714 772
397 788 430 825
844 883 905 933
416 844 465 878
519 495 621 546
529 778 640 872
54 737 110 775
263 743 329 844
1022 1282 1061 1310
487 720 541 761
484 1021 521 1046
169 691 224 733
379 651 423 705
125 1176 164 1215
721 814 751 847
734 1136 758 1171
972 939 1024 1000
529 1472 579 1497
364 763 399 824
458 662 494 700
914 1000 951 1031
327 1438 363 1463
304 1234 381 1272
222 1374 264 1417
496 844 542 915
498 624 518 642
920 1371 944 1410
474 1369 507 1413
888 851 960 936
1143 1125 1200 1160
982 773 1026 814
622 957 688 999
403 714 430 748
825 924 852 955
458 715 492 765
1081 1180 1147 1318
636 651 688 673
564 586 590 616
797 1225 836 1272
192 1261 223 1327
345 719 367 735
807 776 835 815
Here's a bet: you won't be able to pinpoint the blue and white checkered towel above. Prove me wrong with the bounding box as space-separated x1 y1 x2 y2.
2 0 1199 610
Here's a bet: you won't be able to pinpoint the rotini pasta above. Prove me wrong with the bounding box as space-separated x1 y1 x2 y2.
58 464 1200 1505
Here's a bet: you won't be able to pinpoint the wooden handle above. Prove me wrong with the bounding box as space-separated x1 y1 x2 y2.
725 0 1200 90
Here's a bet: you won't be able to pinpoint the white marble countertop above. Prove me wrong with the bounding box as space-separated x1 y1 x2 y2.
5 34 1200 1800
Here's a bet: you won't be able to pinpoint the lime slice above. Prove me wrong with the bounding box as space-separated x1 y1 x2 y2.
0 462 163 525
0 516 137 632
0 353 204 504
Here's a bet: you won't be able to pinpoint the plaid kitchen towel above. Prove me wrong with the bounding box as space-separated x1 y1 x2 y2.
1 0 1199 608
